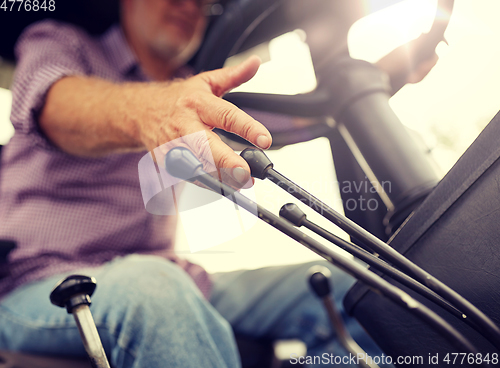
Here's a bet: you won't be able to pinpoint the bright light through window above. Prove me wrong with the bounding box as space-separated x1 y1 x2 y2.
227 30 317 95
0 88 13 145
348 0 438 63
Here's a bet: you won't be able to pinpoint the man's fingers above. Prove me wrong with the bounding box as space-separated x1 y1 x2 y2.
181 128 253 188
197 94 272 150
151 56 269 188
204 131 254 188
199 55 261 97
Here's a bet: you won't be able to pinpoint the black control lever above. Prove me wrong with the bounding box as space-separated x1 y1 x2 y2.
50 275 111 368
0 240 16 279
308 266 379 368
164 147 484 360
241 147 500 348
0 240 16 262
279 203 470 326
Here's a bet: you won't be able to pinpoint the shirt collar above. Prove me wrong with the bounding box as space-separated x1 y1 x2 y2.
101 24 139 76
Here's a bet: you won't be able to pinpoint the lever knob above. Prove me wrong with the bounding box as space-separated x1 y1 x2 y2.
165 147 203 181
308 266 332 299
240 148 273 179
279 203 307 226
50 275 97 314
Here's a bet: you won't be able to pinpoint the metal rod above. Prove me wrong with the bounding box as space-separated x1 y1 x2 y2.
72 305 111 368
190 169 482 359
322 296 379 368
266 167 500 348
304 219 470 323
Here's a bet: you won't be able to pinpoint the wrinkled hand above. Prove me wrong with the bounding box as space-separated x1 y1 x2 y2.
133 56 271 187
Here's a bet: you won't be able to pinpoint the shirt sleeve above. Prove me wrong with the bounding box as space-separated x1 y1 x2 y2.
9 20 92 150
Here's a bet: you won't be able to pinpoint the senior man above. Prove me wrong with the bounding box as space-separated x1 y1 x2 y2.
0 0 389 367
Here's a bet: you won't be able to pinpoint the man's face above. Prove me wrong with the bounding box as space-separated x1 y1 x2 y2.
123 0 208 65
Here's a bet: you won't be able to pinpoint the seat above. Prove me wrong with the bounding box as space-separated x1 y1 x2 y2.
0 145 16 269
0 239 15 279
344 111 500 358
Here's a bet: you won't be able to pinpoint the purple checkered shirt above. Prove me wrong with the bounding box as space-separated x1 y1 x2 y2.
0 20 212 300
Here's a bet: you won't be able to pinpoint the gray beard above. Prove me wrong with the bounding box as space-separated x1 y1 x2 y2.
149 33 201 67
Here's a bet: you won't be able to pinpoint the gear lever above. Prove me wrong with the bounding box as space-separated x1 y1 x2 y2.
50 275 111 368
308 266 379 368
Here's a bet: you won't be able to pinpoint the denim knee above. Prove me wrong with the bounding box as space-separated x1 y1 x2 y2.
89 255 239 367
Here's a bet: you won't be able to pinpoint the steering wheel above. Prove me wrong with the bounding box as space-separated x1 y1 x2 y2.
192 0 455 149
192 0 455 237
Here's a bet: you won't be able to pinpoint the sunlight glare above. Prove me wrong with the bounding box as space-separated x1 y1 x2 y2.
230 30 317 95
0 88 13 145
349 0 438 63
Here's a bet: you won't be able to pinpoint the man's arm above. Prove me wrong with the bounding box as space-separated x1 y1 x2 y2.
40 76 142 156
39 56 272 184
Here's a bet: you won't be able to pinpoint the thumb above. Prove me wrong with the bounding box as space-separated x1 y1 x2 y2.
200 55 261 97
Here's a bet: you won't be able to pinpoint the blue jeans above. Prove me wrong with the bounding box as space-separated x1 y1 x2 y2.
0 255 389 367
